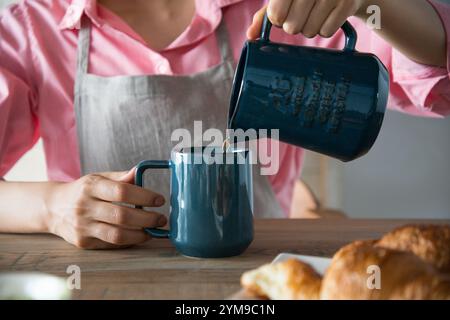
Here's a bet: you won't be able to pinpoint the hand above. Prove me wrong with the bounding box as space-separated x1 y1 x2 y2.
247 0 367 39
46 169 167 249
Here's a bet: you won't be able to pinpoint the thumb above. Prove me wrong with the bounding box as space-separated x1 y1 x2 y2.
98 167 136 183
247 5 267 39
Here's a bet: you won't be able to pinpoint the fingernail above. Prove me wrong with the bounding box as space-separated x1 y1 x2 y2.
158 215 167 226
154 196 165 206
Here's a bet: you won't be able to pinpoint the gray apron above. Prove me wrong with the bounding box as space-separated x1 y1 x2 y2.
74 15 284 218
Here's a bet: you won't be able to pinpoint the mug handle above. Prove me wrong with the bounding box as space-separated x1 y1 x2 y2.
260 13 357 52
135 160 171 239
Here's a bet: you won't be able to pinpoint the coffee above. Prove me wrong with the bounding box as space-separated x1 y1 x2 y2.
222 138 231 153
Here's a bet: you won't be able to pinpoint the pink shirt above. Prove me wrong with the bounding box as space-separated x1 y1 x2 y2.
1 0 450 215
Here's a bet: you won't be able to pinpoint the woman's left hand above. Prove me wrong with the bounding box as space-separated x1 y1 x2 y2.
247 0 368 39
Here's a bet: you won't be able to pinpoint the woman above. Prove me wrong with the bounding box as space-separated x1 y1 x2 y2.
0 0 448 248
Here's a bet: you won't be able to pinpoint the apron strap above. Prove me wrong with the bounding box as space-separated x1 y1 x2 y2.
76 15 91 75
215 17 234 63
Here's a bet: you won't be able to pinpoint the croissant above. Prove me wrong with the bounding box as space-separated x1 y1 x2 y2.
321 241 450 300
375 224 450 273
241 258 322 300
240 224 450 300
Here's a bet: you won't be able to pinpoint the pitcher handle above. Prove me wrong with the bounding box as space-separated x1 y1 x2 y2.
261 13 357 52
135 160 171 239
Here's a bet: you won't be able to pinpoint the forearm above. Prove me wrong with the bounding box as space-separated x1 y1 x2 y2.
0 181 60 233
357 0 446 67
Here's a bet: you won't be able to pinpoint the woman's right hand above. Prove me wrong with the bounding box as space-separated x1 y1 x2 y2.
45 168 167 249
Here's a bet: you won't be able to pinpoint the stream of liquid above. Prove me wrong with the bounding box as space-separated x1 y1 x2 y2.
222 138 231 153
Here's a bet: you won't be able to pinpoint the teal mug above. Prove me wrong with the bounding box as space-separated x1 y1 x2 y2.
135 147 254 258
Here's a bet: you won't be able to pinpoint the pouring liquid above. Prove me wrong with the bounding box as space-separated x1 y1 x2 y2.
222 138 231 153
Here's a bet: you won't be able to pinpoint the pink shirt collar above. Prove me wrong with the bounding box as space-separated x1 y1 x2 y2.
58 0 245 50
58 0 99 30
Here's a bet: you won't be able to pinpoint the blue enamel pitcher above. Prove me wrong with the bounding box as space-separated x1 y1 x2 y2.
228 15 389 161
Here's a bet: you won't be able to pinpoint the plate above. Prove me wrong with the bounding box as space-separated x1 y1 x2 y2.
272 253 332 275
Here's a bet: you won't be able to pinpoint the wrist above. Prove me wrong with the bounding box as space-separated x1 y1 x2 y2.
42 182 65 234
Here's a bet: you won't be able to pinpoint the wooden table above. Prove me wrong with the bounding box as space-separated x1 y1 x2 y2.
1 219 448 299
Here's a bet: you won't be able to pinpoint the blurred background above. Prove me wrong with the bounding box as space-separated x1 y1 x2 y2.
2 0 449 219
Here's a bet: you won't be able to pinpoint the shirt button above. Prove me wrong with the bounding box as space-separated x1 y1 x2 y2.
157 63 169 74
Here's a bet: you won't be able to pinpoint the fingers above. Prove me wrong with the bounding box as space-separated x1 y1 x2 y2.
267 0 294 26
282 0 315 35
97 167 136 183
247 5 267 39
98 170 132 181
90 201 167 229
249 0 357 39
57 169 166 250
58 223 134 249
117 167 136 183
320 2 354 37
81 174 165 207
89 222 150 246
301 0 337 38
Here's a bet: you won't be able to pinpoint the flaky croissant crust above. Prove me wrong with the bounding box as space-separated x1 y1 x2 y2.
376 224 450 273
241 224 450 300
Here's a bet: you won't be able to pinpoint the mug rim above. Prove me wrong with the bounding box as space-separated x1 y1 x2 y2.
171 145 249 155
170 145 251 165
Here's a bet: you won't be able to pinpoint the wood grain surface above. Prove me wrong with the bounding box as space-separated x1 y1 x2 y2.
1 219 448 299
